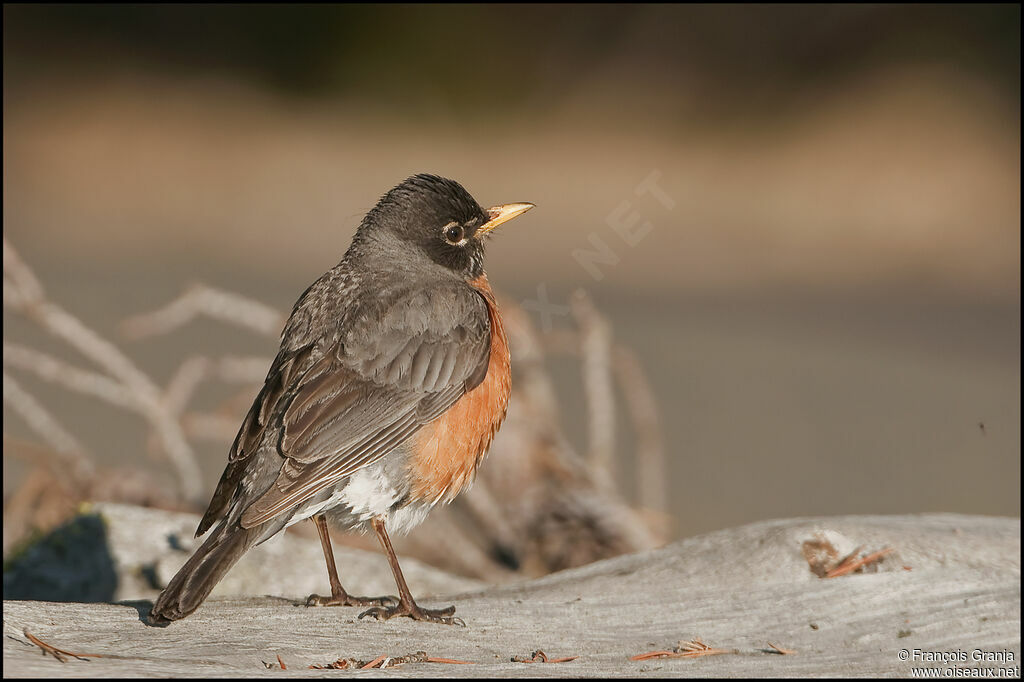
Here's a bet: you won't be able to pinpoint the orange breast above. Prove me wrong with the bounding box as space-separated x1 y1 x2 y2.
408 274 511 504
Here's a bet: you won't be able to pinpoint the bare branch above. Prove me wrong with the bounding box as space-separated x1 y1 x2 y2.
3 239 45 308
569 290 616 491
1 462 79 556
3 343 136 410
2 372 94 483
459 478 521 560
612 346 667 517
215 355 274 382
3 238 202 500
398 506 517 582
539 326 667 521
163 356 214 416
181 412 245 442
163 354 271 420
120 283 284 340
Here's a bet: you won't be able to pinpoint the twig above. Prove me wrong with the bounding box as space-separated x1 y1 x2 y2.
676 639 734 657
163 356 214 416
24 631 101 663
180 412 248 443
120 283 284 340
630 639 734 661
2 372 94 483
459 477 521 563
766 642 796 655
309 652 445 670
630 650 678 661
3 239 45 307
362 654 389 669
825 547 894 578
398 505 517 582
1 460 79 555
163 355 271 416
4 238 202 500
613 346 667 517
309 658 354 670
570 289 616 491
3 343 138 411
541 324 667 523
512 650 578 663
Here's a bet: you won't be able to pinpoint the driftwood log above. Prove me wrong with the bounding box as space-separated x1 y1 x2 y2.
2 506 1019 677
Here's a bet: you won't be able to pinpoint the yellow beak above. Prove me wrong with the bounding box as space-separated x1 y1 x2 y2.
478 202 535 235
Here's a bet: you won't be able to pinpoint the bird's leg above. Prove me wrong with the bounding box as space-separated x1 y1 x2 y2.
358 516 465 626
305 515 397 608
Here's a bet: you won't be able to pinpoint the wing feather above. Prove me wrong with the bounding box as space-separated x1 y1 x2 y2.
237 284 491 529
195 343 314 536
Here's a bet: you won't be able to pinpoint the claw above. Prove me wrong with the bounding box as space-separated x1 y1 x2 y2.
358 606 387 621
358 603 464 626
306 593 398 608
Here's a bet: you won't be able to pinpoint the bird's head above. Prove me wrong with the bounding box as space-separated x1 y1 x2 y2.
357 174 534 280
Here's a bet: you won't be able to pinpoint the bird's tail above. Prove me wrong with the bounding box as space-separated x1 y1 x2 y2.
149 522 258 624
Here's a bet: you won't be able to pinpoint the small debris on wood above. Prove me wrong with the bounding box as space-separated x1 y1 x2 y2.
630 639 734 661
630 649 677 661
677 639 735 657
362 654 390 670
825 547 894 578
308 651 471 670
765 642 796 655
261 656 287 670
24 630 100 663
802 531 856 577
309 658 354 670
803 531 896 578
511 649 578 663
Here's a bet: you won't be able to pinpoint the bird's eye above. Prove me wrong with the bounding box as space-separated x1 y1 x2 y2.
443 223 465 245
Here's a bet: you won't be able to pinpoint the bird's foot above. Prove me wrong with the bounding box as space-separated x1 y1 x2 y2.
305 592 397 608
358 601 465 626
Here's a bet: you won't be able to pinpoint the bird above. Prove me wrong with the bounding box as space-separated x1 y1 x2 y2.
149 174 533 626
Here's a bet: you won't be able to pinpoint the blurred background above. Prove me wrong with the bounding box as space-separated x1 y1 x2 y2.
3 5 1020 577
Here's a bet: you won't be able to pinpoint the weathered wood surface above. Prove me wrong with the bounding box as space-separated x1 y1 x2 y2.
2 503 481 605
3 511 1019 677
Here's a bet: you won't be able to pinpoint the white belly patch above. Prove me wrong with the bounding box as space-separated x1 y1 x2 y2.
339 467 400 519
282 465 434 535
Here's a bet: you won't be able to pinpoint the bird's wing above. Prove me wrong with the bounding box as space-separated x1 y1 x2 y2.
237 284 492 529
196 342 315 536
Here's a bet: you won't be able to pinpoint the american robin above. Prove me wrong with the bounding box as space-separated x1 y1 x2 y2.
150 174 533 626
